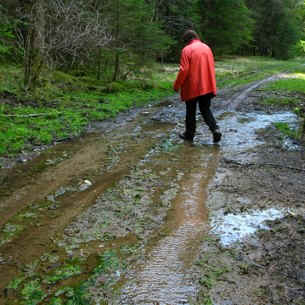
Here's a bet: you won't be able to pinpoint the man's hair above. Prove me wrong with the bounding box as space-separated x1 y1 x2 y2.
182 30 200 44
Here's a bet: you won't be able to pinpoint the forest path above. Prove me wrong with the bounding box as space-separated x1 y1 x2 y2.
1 74 304 305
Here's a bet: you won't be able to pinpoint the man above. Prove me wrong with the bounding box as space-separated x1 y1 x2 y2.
174 30 222 143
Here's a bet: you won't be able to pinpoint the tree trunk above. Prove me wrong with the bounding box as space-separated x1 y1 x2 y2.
112 0 120 82
24 0 45 91
113 51 120 82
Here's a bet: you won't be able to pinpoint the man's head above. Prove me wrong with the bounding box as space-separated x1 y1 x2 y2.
182 30 200 44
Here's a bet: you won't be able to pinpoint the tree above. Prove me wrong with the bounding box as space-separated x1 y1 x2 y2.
43 0 111 68
103 0 172 81
246 0 302 58
15 0 112 89
196 0 253 56
145 0 198 61
23 0 46 91
0 4 16 61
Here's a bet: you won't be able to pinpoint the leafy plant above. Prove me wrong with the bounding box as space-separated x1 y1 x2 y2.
274 122 297 138
21 280 46 305
44 264 82 285
7 276 26 290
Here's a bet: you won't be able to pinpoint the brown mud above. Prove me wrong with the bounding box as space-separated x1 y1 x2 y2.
0 75 304 305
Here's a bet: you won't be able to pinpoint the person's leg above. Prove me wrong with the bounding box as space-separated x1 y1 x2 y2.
182 98 197 140
198 94 222 142
198 94 218 131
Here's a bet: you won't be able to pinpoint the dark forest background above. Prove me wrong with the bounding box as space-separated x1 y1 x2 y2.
1 0 305 90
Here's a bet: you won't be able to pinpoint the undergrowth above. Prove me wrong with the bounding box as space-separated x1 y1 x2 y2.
0 64 174 156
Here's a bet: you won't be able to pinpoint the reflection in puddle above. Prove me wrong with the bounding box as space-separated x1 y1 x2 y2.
210 208 285 247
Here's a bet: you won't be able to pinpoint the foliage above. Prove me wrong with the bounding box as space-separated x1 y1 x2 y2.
196 0 254 55
103 0 173 80
7 276 26 290
0 5 17 61
245 0 303 59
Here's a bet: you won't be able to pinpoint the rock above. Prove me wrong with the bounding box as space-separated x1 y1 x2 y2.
17 156 27 163
79 180 93 191
47 195 56 203
0 255 5 264
48 204 59 210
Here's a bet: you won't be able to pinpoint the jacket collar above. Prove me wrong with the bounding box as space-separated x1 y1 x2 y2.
187 39 200 46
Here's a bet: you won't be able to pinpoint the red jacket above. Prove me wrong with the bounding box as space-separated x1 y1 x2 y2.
174 39 217 101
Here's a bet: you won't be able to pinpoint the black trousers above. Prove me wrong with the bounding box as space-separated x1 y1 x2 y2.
184 93 218 139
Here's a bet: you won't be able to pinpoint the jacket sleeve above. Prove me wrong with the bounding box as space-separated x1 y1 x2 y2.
174 48 189 91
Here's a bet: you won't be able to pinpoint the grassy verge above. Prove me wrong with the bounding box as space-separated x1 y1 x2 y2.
215 56 305 89
0 64 176 156
260 72 305 140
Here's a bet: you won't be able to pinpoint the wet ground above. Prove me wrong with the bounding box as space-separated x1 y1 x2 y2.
0 75 304 305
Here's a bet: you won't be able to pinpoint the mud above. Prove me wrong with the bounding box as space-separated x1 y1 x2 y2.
0 74 304 305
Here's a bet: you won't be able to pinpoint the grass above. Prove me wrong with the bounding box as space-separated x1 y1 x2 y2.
6 244 134 305
260 96 300 107
259 72 305 140
215 56 305 89
263 74 305 94
274 122 297 138
0 64 175 156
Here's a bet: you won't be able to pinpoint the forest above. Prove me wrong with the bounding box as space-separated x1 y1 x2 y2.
1 0 305 82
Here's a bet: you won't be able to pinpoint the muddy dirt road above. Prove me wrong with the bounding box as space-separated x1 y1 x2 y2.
0 76 304 305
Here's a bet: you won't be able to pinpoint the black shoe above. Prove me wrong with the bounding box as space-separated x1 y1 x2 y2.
179 133 193 142
213 130 222 143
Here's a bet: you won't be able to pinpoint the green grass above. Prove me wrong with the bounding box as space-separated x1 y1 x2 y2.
274 122 297 138
260 96 300 107
263 75 305 94
0 64 174 156
43 264 82 285
6 246 132 305
215 56 305 89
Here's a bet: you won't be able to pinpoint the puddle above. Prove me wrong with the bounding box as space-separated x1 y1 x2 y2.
210 208 286 247
282 137 302 151
219 112 298 152
119 224 202 305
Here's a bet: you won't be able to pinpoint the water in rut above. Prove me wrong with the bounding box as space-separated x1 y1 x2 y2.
118 148 219 304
